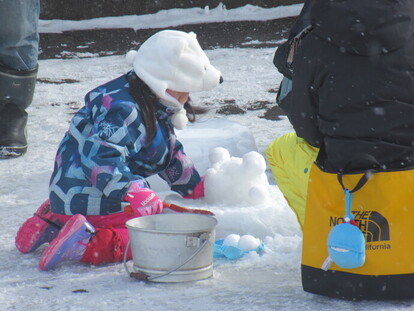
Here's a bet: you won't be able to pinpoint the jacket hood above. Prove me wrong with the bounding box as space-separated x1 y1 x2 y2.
311 0 414 56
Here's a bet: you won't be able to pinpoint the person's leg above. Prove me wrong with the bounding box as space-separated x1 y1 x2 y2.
81 227 131 265
0 66 38 158
53 212 136 266
80 210 144 264
0 0 40 70
0 0 39 158
15 200 63 253
39 214 95 271
266 132 319 230
38 202 159 269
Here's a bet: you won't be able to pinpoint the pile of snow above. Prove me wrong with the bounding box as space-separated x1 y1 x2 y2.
155 119 294 240
205 147 270 206
38 3 303 33
163 141 297 240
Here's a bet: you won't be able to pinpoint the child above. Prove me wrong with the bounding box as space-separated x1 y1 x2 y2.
15 30 223 270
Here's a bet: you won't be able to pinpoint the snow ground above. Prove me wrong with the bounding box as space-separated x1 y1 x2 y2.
1 48 414 311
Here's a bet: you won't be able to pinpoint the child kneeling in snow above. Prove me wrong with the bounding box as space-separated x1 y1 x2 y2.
15 30 222 270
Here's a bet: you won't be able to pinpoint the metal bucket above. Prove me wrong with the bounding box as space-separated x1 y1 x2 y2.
125 213 217 283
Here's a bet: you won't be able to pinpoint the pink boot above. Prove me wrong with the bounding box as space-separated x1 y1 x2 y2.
81 227 131 265
39 214 95 271
15 200 62 253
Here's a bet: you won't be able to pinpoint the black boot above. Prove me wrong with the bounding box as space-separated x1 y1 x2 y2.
0 65 37 159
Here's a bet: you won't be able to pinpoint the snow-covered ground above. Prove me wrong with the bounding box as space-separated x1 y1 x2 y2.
2 4 414 311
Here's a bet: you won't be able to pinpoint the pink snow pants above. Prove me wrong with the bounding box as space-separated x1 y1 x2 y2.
53 203 161 265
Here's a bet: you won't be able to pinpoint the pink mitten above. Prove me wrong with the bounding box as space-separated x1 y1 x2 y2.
183 177 205 199
124 181 163 217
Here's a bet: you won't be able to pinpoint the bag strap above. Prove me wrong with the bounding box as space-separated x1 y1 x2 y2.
337 173 371 193
286 25 313 68
337 154 380 193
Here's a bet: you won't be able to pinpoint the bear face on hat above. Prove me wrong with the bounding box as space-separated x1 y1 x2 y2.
126 30 222 109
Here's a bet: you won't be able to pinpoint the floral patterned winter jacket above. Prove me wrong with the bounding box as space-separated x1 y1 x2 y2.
49 71 201 215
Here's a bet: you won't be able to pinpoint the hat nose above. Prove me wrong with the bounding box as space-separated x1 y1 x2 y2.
219 76 224 84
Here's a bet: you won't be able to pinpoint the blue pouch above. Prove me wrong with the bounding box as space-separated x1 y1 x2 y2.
328 222 365 269
323 189 366 270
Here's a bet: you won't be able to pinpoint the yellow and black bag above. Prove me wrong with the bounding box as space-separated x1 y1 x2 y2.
302 163 414 300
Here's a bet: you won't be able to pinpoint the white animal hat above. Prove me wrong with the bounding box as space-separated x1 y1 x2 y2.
126 30 222 109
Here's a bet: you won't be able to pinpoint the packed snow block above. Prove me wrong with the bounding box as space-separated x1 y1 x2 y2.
177 119 258 174
301 164 414 300
147 118 258 192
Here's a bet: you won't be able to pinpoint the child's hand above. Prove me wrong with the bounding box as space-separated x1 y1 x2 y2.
124 182 163 216
183 177 205 200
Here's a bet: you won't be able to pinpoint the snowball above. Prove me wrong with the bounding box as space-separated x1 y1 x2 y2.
238 235 260 252
242 151 266 176
222 234 240 247
209 147 230 165
125 50 137 66
205 167 218 180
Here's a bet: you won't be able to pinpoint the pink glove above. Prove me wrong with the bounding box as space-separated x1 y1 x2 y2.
183 177 205 199
123 181 163 217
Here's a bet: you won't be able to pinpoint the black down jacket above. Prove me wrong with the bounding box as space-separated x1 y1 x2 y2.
273 0 313 79
282 0 414 173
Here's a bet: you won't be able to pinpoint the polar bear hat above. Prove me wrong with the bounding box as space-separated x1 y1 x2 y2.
126 30 222 109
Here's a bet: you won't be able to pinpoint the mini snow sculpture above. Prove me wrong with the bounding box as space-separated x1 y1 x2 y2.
204 147 270 206
214 234 265 260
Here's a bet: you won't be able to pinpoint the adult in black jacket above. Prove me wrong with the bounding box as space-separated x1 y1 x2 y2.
283 0 414 173
266 0 414 229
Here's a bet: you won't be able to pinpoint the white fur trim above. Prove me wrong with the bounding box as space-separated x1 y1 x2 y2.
131 30 222 106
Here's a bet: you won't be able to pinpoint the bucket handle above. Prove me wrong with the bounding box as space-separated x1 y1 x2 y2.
124 233 211 281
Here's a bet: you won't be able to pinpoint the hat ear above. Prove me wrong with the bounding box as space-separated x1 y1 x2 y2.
169 37 188 61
